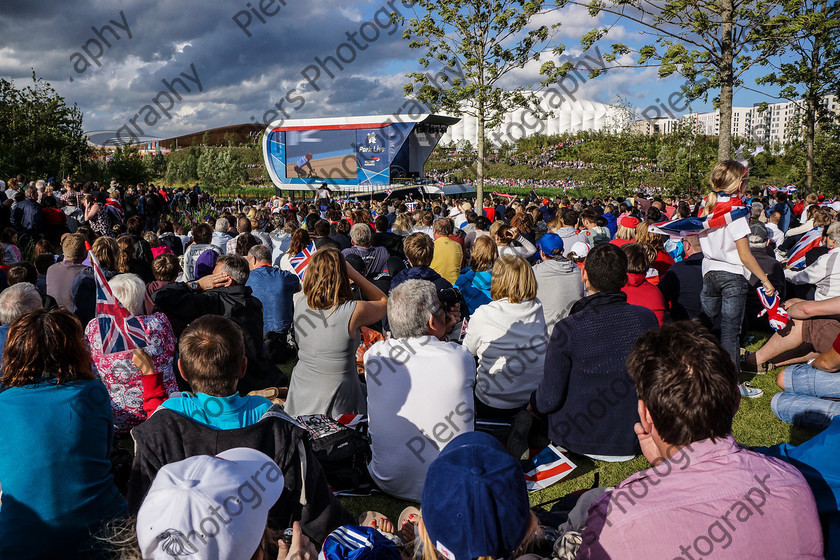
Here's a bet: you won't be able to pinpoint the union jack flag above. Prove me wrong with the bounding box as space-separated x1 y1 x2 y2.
649 195 748 237
289 242 316 280
786 228 823 270
385 188 393 196
91 251 147 355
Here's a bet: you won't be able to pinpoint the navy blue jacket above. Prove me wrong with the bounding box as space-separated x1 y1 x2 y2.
658 253 704 321
532 291 658 457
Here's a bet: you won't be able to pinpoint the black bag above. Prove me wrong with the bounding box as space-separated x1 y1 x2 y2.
296 414 372 494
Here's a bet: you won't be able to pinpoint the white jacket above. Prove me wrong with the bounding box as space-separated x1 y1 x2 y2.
785 248 840 301
463 298 548 409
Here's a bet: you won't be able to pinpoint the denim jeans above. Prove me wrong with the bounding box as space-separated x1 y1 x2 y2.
771 363 840 429
701 270 749 373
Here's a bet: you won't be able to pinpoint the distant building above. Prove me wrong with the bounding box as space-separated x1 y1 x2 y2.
440 92 625 147
634 95 840 144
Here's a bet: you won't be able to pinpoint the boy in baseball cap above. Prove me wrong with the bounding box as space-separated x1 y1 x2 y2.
136 448 314 560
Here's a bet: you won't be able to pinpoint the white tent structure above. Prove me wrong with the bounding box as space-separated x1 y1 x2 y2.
440 93 625 147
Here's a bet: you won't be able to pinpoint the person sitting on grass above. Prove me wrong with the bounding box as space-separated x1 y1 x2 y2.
364 279 474 502
521 243 658 462
127 314 351 541
0 308 127 560
576 322 823 559
390 232 452 292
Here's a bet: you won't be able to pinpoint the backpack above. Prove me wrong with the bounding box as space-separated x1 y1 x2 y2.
295 414 372 494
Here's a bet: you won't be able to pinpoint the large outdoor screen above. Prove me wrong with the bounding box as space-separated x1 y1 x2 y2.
285 129 357 180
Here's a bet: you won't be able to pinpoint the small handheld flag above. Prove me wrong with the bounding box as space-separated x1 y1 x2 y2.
756 286 789 332
523 445 576 492
289 242 316 280
92 251 147 355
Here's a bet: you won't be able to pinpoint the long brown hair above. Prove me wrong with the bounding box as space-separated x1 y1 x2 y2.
287 228 311 256
116 235 135 273
302 247 353 311
1 308 93 386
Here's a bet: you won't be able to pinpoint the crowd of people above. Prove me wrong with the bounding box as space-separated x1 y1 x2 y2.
0 163 837 559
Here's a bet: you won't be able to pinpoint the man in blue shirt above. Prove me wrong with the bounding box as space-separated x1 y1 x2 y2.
246 244 300 362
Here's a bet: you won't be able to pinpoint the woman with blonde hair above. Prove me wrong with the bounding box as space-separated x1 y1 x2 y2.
454 235 497 315
636 219 675 276
284 246 388 417
463 255 547 418
699 160 775 398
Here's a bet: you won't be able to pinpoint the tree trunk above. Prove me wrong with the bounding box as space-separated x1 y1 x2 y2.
476 114 485 217
718 0 735 161
805 95 816 194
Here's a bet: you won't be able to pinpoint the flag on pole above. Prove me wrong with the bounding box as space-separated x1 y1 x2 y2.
289 242 316 280
92 251 147 355
523 445 576 492
649 195 748 237
786 228 823 270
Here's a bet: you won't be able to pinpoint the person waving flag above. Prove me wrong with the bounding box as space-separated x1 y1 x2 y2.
91 251 147 354
290 242 316 280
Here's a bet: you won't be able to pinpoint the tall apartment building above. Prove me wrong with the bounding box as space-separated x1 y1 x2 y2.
637 94 839 143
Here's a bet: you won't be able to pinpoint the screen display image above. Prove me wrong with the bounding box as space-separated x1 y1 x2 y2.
285 129 357 180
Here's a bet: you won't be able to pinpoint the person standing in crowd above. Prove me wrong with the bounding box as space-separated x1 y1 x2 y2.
697 161 776 399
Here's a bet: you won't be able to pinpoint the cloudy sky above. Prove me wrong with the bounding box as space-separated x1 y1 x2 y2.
0 0 787 139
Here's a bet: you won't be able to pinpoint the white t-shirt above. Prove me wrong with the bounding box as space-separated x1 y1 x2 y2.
364 336 475 501
698 215 751 278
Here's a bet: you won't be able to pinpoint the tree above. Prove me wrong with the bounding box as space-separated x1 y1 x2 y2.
107 145 151 185
197 148 246 190
0 72 90 179
401 0 551 214
545 0 788 161
165 146 200 185
755 0 840 193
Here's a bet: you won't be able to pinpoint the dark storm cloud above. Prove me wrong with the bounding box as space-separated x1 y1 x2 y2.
0 0 419 137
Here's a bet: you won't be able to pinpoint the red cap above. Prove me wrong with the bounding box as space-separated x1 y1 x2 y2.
620 216 640 229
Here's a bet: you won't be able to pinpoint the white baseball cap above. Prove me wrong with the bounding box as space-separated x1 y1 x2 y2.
570 241 590 257
136 448 284 560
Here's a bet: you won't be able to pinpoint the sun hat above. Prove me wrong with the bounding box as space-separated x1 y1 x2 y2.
136 448 284 560
421 432 530 560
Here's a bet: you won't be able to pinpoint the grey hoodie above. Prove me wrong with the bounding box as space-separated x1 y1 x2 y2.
533 257 586 332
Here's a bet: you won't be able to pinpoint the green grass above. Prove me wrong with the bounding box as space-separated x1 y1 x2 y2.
336 333 821 523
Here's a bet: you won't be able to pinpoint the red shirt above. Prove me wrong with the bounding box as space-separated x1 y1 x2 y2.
622 272 666 325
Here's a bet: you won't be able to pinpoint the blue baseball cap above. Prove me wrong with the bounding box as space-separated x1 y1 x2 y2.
421 432 530 560
536 232 564 258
